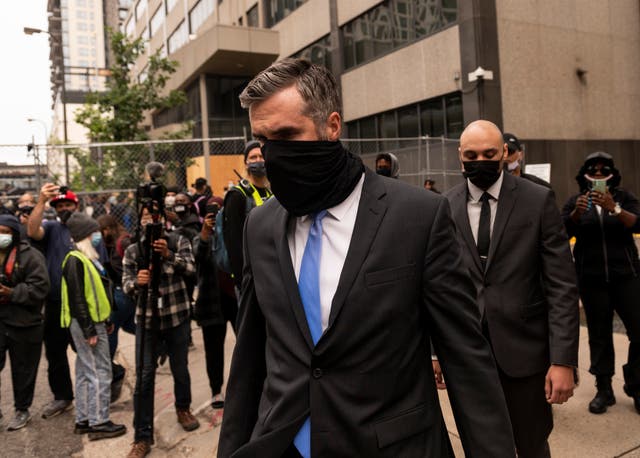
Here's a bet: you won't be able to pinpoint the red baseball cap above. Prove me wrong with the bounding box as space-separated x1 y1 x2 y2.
51 189 79 207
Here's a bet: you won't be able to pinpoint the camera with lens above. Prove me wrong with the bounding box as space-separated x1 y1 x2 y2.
59 185 69 195
0 273 9 287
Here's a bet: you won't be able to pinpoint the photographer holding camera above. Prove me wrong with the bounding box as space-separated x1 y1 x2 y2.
122 204 199 457
0 215 49 430
192 196 238 410
27 183 80 419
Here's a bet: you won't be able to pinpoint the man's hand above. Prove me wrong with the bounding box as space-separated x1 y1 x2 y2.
0 284 13 297
137 269 150 287
87 335 98 347
39 183 60 204
545 365 575 404
153 238 170 259
432 359 447 390
165 210 178 224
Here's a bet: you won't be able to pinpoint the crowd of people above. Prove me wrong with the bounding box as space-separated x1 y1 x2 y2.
0 57 639 458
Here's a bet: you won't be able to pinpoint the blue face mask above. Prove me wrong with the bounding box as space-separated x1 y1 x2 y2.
91 232 102 248
0 234 13 249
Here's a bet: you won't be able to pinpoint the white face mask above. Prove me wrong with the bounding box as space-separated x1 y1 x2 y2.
507 160 520 171
0 234 13 249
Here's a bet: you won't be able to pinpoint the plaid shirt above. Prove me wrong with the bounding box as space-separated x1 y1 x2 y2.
122 234 195 330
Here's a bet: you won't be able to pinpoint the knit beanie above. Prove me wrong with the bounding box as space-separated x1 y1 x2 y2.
66 212 100 243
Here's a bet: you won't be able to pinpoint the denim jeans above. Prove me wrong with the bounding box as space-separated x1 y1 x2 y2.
108 287 136 358
69 320 112 426
133 319 191 441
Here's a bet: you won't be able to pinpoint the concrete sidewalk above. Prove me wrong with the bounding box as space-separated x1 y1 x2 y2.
77 324 640 457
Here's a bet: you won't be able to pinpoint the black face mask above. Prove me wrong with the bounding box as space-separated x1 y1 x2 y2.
462 160 502 190
247 161 267 178
262 140 365 217
376 167 392 177
58 210 73 224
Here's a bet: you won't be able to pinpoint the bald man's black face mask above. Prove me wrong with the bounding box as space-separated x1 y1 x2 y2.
463 160 502 190
262 140 364 217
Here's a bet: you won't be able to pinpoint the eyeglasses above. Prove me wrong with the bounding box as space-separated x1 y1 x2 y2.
586 164 612 176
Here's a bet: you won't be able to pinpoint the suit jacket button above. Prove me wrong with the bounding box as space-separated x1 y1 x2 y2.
312 368 323 379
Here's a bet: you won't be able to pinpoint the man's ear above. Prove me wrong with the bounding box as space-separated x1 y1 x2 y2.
502 144 509 160
325 112 342 141
458 147 465 171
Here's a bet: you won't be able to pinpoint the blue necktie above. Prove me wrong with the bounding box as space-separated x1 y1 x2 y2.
294 210 327 458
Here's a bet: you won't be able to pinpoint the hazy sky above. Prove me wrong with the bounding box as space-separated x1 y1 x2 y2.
0 0 51 164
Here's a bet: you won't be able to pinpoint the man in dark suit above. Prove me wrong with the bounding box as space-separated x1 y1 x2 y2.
441 120 580 458
218 59 516 458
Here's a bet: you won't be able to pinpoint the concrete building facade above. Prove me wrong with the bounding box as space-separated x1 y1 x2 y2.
121 0 640 202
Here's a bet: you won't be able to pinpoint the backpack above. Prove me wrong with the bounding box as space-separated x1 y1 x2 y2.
213 182 271 274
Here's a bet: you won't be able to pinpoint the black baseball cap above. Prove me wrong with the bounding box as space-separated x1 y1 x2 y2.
192 177 207 188
503 132 522 154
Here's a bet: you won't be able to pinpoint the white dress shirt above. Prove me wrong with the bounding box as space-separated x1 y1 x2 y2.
466 171 505 244
288 174 365 332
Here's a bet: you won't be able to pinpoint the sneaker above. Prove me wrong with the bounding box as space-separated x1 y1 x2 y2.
211 393 224 409
42 399 73 419
87 420 127 441
74 421 90 434
7 410 31 431
176 408 200 432
127 440 152 458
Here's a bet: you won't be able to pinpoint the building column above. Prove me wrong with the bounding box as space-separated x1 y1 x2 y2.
458 0 503 128
199 73 211 183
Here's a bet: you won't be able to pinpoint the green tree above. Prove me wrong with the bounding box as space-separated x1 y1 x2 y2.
73 29 187 190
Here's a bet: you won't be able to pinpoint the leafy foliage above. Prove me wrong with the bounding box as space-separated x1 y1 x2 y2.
72 30 188 190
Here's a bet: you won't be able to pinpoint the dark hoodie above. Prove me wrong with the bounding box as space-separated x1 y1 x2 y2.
0 215 50 328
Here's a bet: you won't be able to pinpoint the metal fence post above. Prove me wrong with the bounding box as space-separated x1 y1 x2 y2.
441 136 447 190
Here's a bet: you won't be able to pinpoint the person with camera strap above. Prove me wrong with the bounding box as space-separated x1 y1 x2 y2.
223 141 273 292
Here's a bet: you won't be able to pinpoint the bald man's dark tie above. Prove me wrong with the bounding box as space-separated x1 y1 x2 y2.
478 192 491 270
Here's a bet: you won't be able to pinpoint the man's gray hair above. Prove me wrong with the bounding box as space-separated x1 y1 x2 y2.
239 58 342 131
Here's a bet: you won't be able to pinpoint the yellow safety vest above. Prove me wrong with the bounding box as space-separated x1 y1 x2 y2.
235 182 272 207
60 251 111 328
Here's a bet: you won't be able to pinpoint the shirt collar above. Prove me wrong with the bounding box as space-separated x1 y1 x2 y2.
467 170 505 202
299 173 365 222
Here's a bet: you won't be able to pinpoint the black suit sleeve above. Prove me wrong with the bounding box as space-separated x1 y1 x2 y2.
223 190 247 287
424 198 515 457
540 190 580 367
218 210 266 458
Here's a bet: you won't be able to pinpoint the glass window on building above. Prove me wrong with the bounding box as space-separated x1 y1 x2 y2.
247 4 259 27
342 0 458 70
420 99 444 137
150 6 165 37
292 35 332 72
265 0 308 27
189 0 215 34
125 18 135 36
206 75 252 137
166 0 178 13
135 0 148 21
346 92 462 140
168 21 188 54
79 47 89 56
77 9 87 19
76 0 87 7
78 36 88 46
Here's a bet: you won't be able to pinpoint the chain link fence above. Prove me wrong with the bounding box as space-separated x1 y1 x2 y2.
1 136 462 227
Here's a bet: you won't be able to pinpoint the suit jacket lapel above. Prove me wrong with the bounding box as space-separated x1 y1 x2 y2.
486 173 518 271
450 185 483 274
326 170 387 330
273 205 315 350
